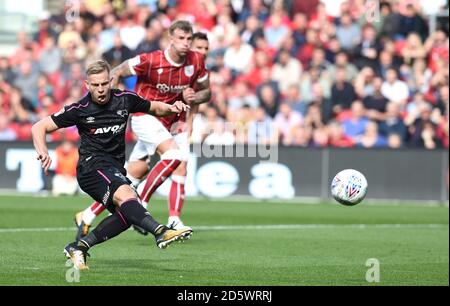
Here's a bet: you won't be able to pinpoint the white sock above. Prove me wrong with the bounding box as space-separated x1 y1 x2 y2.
128 174 143 188
168 216 180 225
82 206 97 225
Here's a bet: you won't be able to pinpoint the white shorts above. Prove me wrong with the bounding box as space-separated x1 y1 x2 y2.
129 114 190 162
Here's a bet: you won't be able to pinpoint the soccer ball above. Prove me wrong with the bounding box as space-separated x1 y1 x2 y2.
331 169 368 206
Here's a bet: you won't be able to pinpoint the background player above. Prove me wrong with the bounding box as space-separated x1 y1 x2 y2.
75 23 211 239
32 60 191 270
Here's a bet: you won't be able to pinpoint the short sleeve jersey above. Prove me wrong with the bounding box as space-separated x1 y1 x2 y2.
129 49 208 130
51 89 151 166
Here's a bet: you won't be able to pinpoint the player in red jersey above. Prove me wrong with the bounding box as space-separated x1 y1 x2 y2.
74 22 211 240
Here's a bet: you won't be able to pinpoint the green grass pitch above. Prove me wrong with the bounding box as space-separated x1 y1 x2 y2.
0 195 448 286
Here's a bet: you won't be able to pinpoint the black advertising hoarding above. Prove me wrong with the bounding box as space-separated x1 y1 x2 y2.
0 142 447 202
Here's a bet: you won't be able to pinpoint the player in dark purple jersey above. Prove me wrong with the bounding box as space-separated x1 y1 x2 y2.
31 60 192 270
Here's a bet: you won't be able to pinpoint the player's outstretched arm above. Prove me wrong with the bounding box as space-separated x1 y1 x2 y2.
149 101 190 117
31 116 60 175
110 60 134 88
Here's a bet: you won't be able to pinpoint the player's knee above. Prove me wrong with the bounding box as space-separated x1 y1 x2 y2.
127 160 149 179
160 149 182 161
113 184 138 205
173 162 187 176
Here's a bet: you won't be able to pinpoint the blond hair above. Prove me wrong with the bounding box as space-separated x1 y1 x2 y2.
86 60 110 76
168 20 193 36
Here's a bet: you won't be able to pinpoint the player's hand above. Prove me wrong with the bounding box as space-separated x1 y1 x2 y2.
37 153 52 176
170 101 190 114
182 88 196 104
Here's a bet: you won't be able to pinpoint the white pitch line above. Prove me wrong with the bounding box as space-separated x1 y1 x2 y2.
0 224 447 234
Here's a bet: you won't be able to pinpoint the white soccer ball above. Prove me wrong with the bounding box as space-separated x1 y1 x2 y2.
331 169 368 206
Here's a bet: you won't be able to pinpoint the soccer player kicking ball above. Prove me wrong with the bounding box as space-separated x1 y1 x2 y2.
74 22 211 240
32 60 192 270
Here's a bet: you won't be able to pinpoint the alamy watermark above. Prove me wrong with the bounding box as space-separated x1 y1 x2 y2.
364 0 380 23
65 0 80 23
65 259 80 283
171 121 280 163
365 258 380 283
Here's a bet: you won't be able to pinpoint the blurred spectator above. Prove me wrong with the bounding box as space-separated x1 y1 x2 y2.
362 77 389 121
376 50 398 79
399 4 428 41
342 100 369 140
328 120 355 148
379 102 408 142
331 67 357 114
248 107 278 145
257 83 279 118
380 1 402 39
424 30 449 73
264 12 291 50
119 13 146 50
39 36 62 75
408 103 442 149
354 24 381 70
224 35 254 75
356 121 388 148
300 66 331 103
238 0 269 24
85 37 104 64
309 48 331 72
33 11 58 47
9 31 40 67
381 68 410 107
103 34 134 68
304 102 325 131
282 84 307 116
274 103 303 146
402 58 432 94
135 27 160 54
311 125 329 147
0 57 14 84
240 14 265 48
401 32 427 66
310 83 333 124
99 14 119 52
52 140 79 196
327 51 358 82
336 13 361 51
13 61 40 107
0 113 17 141
271 49 303 95
228 82 259 111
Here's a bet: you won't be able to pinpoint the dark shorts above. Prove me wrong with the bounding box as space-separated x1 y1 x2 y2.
77 158 132 213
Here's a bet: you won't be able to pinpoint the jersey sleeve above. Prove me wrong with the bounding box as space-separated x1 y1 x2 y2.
195 53 209 84
128 53 151 76
50 105 79 128
127 92 152 114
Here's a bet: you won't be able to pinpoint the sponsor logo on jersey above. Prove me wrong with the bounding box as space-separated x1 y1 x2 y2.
184 65 194 77
90 123 126 135
157 68 163 75
86 116 95 123
117 110 128 117
156 83 189 94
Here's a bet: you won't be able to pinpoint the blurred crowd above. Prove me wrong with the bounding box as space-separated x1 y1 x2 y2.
0 0 448 149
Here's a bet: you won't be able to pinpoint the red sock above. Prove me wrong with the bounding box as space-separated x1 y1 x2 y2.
140 159 181 202
169 177 185 217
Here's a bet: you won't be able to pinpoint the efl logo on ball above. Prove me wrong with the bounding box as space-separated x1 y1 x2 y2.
331 169 368 206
